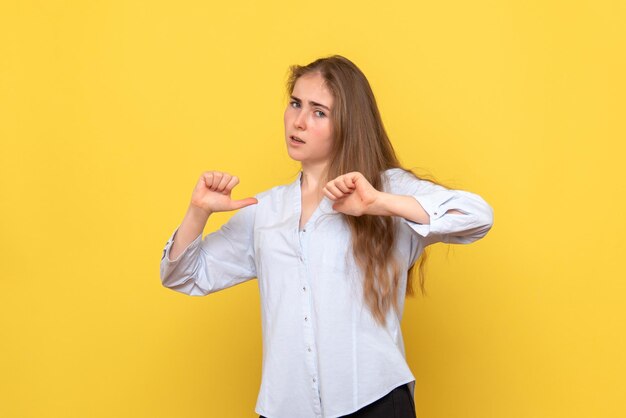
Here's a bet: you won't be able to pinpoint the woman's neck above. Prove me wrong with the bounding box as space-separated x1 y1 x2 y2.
300 161 329 192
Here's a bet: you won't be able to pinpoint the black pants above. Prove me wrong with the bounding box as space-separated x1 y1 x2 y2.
260 383 416 418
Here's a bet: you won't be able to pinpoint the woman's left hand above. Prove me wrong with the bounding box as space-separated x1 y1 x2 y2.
322 172 381 216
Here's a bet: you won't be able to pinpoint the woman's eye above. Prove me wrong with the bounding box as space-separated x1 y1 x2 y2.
289 101 300 108
314 110 326 118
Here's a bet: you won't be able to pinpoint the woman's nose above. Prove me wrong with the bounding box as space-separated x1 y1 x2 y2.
293 110 306 130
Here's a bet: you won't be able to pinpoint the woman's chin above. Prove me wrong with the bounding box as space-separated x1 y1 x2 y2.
286 149 304 162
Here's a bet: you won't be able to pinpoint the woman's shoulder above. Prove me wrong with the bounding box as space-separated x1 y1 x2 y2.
253 174 300 205
381 167 419 184
383 167 409 177
381 167 442 195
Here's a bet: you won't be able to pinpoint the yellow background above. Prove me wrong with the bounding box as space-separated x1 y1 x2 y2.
1 1 624 417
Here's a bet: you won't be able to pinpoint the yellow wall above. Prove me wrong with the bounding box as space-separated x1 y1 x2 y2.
1 1 624 417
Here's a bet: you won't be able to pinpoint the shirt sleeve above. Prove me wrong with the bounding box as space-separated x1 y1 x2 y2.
384 168 494 245
159 203 257 296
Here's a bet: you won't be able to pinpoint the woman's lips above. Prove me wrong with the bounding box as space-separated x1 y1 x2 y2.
290 135 306 144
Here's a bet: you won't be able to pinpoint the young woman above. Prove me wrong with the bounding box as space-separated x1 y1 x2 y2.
160 55 494 418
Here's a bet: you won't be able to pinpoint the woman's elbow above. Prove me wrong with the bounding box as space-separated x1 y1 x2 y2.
160 272 211 296
475 201 495 238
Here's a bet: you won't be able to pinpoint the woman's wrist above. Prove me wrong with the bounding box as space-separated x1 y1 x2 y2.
186 204 212 221
368 191 399 216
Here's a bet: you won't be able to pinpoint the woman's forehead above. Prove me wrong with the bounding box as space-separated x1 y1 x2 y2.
293 73 334 105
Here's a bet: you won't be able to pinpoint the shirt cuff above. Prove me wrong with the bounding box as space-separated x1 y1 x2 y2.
161 227 203 263
401 190 459 237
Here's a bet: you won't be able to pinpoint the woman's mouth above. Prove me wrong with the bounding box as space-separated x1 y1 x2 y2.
290 135 306 144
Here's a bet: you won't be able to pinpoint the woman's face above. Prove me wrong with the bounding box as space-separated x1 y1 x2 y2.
284 72 335 167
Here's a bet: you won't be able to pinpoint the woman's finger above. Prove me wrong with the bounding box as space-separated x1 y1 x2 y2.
343 175 357 190
334 177 353 193
223 175 239 194
325 182 345 199
216 173 232 192
230 197 258 210
322 187 337 201
209 172 224 190
203 172 214 188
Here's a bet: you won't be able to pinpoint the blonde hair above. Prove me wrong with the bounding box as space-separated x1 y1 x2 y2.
287 55 443 326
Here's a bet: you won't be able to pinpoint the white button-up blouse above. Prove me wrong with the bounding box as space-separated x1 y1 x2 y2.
160 168 494 418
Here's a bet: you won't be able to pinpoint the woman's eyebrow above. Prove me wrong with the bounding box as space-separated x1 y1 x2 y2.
290 95 331 111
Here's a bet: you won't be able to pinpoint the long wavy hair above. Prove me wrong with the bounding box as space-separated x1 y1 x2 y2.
286 55 446 326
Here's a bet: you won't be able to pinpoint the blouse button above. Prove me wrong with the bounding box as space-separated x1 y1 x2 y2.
308 347 312 352
304 316 308 321
303 286 306 291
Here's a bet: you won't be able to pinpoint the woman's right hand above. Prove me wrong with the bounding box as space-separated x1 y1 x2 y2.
189 171 258 215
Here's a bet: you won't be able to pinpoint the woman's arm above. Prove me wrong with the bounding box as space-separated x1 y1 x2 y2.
323 169 494 244
160 171 258 295
168 171 257 260
366 193 464 224
168 205 210 261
